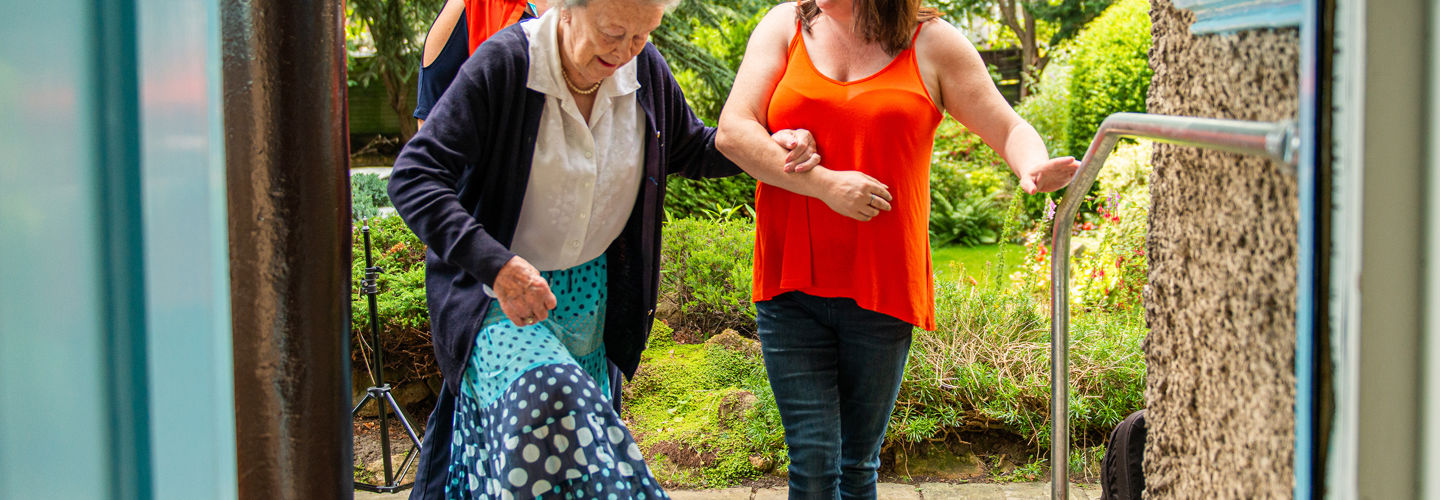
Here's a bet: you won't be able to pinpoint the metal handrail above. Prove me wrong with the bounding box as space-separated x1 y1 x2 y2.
1048 113 1299 499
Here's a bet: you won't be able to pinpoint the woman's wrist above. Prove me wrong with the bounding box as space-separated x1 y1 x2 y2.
800 165 840 200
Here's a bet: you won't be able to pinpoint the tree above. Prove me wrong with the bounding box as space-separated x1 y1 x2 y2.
934 0 1111 98
348 0 444 144
649 0 771 122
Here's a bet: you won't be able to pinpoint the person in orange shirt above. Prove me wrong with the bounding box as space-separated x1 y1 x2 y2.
415 0 547 128
716 1 1079 498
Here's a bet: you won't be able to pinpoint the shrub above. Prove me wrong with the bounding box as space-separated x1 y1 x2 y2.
1069 141 1150 312
350 216 436 390
929 119 1014 246
1008 141 1151 314
658 217 757 338
664 175 757 221
930 186 1003 247
1064 0 1152 158
350 173 391 221
1016 55 1074 159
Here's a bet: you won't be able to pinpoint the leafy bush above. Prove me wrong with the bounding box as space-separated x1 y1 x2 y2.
1069 141 1150 312
658 217 756 338
350 216 435 390
664 175 757 221
350 173 391 221
1016 54 1074 159
930 187 1002 247
928 119 1014 246
1064 0 1152 158
932 116 1008 174
1008 141 1151 314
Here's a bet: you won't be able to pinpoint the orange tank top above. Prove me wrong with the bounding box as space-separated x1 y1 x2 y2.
465 0 529 53
754 22 943 330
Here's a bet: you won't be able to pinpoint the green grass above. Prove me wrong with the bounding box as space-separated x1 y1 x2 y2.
932 243 1028 285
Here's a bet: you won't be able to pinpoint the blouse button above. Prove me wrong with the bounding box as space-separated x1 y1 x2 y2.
584 151 593 159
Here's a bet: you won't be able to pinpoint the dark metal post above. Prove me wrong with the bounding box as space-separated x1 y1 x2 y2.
221 0 352 497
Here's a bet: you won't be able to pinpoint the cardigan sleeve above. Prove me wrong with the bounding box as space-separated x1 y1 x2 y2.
642 46 742 180
388 67 517 287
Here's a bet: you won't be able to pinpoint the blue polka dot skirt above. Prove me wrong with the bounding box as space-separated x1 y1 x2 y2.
444 255 668 499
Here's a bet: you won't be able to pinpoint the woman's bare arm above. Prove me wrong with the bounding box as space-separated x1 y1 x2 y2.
918 19 1078 194
716 3 895 221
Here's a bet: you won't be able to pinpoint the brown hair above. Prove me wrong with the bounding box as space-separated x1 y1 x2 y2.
796 0 940 55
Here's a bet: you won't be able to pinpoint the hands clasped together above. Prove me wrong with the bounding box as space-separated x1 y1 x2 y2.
772 128 893 223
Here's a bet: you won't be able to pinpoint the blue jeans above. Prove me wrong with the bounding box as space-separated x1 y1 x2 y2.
756 291 914 500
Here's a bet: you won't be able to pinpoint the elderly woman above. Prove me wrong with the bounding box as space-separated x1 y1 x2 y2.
388 0 817 497
716 0 1079 498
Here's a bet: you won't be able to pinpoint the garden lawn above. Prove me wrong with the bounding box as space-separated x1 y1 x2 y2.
931 243 1027 285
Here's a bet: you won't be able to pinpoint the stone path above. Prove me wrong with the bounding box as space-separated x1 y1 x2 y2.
666 482 1098 500
355 482 1099 499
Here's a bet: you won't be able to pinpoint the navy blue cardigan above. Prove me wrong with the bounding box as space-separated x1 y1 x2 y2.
388 23 739 394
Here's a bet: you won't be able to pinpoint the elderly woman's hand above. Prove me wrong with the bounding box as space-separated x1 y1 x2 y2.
494 255 557 326
1019 156 1081 194
771 128 820 173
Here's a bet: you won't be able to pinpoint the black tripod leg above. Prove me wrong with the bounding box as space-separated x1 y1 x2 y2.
351 393 375 416
396 443 420 483
372 391 419 490
375 388 394 486
382 391 424 447
352 392 392 493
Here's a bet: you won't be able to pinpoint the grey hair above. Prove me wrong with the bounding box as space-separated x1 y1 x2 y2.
554 0 682 11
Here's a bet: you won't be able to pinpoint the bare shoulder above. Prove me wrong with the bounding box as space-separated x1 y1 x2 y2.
915 17 981 64
752 2 800 43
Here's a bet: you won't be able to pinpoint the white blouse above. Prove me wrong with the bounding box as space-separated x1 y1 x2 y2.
511 10 645 273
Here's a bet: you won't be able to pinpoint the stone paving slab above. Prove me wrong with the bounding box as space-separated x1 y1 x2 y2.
876 482 924 499
916 482 1100 500
666 487 754 500
356 482 1099 499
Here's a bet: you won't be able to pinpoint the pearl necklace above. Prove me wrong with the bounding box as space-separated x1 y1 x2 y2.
560 66 602 95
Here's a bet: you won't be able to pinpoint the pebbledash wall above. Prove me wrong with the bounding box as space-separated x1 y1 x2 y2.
1143 0 1300 497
